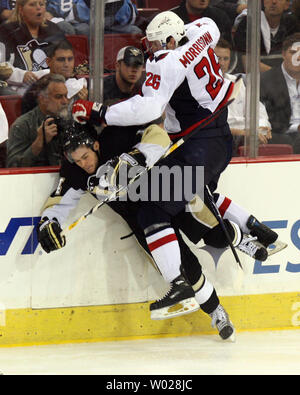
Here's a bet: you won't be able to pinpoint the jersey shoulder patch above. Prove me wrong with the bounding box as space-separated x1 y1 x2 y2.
152 53 169 63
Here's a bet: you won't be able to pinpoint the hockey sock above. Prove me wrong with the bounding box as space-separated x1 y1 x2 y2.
214 193 251 234
146 227 181 283
192 274 219 314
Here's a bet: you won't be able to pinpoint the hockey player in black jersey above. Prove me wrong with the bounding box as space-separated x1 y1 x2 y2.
37 121 281 341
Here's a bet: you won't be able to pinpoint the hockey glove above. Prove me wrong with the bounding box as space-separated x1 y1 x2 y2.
72 100 107 125
87 149 146 200
37 217 66 253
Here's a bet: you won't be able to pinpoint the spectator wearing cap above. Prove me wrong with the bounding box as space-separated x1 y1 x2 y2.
99 45 162 162
103 45 145 106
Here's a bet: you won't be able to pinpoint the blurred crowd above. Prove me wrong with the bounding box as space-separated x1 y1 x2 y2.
0 0 299 168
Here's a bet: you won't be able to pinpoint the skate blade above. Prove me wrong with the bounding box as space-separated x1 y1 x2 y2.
218 324 236 342
151 297 200 320
223 330 236 343
267 240 287 256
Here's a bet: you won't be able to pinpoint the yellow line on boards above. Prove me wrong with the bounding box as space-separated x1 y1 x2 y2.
0 292 299 347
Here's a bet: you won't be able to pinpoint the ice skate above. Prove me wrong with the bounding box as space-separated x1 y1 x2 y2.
247 215 278 247
237 234 268 261
247 215 287 256
210 304 235 342
150 274 200 320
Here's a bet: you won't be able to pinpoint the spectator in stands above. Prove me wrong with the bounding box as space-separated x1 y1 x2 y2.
0 1 16 23
215 38 272 155
0 0 64 75
105 0 144 35
104 45 144 105
100 45 152 156
45 0 90 36
0 101 8 167
171 0 233 43
291 0 300 22
0 68 16 94
21 39 88 113
0 101 8 143
233 0 300 73
6 73 69 167
46 1 147 36
260 32 300 153
210 0 247 23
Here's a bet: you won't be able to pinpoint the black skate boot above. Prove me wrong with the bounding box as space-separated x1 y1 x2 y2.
247 215 278 248
150 274 200 320
237 234 268 261
209 304 235 342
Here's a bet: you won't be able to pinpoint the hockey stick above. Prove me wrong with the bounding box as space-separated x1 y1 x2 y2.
62 76 243 236
204 185 243 269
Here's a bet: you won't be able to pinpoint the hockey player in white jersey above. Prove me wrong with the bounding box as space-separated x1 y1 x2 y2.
71 12 238 324
73 13 234 131
70 12 284 330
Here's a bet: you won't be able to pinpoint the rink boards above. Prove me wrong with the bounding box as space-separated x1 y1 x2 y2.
0 158 299 346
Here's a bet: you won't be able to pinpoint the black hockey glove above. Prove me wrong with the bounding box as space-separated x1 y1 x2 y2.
37 217 66 253
87 149 146 200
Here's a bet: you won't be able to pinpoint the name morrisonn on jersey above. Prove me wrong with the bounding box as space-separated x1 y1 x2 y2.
179 31 213 68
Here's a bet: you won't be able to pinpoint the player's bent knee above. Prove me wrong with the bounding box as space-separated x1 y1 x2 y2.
203 219 241 248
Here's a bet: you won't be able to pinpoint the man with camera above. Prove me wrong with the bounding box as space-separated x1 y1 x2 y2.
6 73 70 168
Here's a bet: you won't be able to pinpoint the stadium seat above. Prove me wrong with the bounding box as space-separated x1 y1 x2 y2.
0 95 22 168
238 144 294 156
104 33 143 71
0 142 6 168
66 34 89 67
0 95 22 127
137 8 160 19
142 0 180 11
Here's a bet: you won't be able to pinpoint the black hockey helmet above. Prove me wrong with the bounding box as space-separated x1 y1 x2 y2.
60 120 98 162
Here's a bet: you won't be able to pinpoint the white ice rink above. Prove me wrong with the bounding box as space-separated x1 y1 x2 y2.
0 329 299 375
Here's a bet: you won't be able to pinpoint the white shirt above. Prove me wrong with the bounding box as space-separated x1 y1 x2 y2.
7 66 87 98
225 73 271 130
281 63 300 134
0 103 8 144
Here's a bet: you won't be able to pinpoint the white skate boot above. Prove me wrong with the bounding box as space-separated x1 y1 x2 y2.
237 234 268 261
209 304 235 342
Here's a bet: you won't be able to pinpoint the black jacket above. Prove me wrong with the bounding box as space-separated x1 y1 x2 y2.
260 65 291 135
233 12 300 69
171 0 233 44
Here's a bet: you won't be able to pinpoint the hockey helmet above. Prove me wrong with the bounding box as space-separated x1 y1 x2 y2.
61 120 97 163
146 11 185 49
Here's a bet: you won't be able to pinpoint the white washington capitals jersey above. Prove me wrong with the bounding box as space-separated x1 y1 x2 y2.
105 18 233 137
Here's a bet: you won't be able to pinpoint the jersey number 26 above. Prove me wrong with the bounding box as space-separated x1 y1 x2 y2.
145 72 161 90
194 47 224 100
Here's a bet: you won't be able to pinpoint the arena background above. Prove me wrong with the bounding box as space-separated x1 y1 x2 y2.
0 1 299 347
